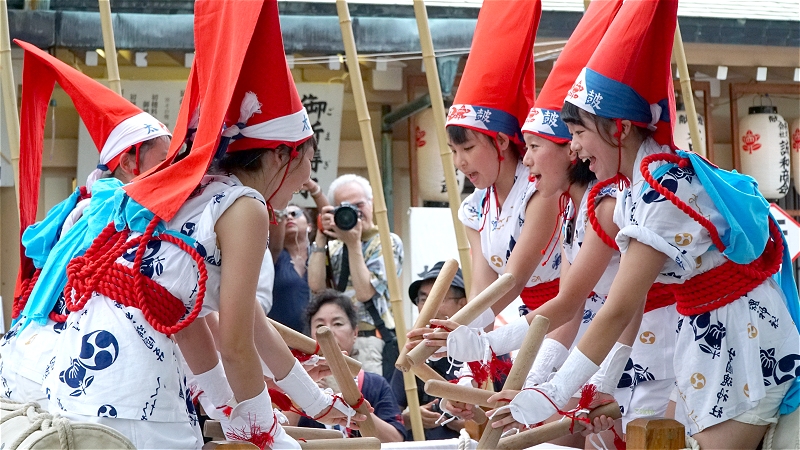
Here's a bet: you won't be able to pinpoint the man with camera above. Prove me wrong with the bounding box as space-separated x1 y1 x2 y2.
308 174 403 379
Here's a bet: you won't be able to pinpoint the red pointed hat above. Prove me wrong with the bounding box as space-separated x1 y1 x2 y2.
563 0 678 147
445 0 542 145
522 0 624 144
124 0 312 221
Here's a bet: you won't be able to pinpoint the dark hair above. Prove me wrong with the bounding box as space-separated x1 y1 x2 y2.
304 289 358 334
214 137 317 174
567 158 596 186
561 101 652 149
446 125 522 158
448 286 466 300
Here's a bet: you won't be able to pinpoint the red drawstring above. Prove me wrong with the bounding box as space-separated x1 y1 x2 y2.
265 145 301 225
224 411 278 450
540 189 573 266
477 184 501 233
290 342 321 363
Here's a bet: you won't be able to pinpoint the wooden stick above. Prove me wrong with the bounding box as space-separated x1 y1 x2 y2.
0 0 20 220
425 379 495 408
673 22 703 157
268 318 361 377
405 273 516 368
478 315 549 449
335 0 424 440
626 417 685 450
496 402 622 449
315 326 378 438
299 437 381 450
202 441 257 450
411 0 472 294
98 0 122 95
414 364 487 424
395 259 458 371
205 422 347 442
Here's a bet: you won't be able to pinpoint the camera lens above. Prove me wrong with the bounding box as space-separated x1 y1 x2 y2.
333 203 360 231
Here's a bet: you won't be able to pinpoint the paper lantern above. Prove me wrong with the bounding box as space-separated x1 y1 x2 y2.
673 109 706 154
414 108 465 202
739 105 790 199
791 118 800 191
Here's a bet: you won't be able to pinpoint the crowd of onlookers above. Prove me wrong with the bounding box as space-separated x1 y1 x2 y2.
263 173 489 442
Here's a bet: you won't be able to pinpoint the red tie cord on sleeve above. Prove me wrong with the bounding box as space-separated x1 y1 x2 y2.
467 350 513 387
290 342 321 363
64 216 207 336
11 268 41 320
586 173 630 252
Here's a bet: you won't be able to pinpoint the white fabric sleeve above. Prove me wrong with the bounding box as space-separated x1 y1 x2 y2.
586 342 632 395
525 338 569 388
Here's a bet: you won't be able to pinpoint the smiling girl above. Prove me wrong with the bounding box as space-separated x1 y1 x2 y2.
487 1 800 448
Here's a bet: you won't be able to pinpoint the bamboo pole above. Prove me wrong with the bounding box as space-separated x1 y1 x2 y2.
98 0 122 95
405 273 516 368
478 315 549 449
268 318 362 377
316 326 378 438
335 0 425 440
395 259 457 371
411 0 472 295
0 0 20 219
673 21 703 157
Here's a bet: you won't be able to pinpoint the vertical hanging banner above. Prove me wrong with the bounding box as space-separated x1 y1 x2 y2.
292 82 345 207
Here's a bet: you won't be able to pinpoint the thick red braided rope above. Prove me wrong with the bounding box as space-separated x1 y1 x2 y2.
644 283 676 314
64 217 207 335
586 173 629 251
520 278 560 311
11 268 41 320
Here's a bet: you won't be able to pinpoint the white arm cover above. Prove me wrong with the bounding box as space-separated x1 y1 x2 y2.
586 342 632 395
524 338 569 388
275 359 356 420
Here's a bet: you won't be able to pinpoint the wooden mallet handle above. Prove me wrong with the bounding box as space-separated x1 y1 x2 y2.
496 402 622 449
478 315 549 450
396 259 459 371
284 426 346 441
414 366 487 424
315 326 378 438
299 437 381 449
269 318 361 377
425 379 495 408
405 273 516 368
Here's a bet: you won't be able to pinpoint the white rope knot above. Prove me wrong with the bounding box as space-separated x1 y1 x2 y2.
222 91 262 139
500 426 521 438
648 102 663 131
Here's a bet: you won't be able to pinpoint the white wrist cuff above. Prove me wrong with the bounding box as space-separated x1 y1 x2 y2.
467 308 496 329
275 359 328 418
587 342 632 394
547 348 600 407
446 325 490 363
486 316 530 356
525 338 569 388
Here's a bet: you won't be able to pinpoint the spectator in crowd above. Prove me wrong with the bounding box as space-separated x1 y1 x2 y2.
296 290 405 442
391 261 469 440
308 174 403 379
269 179 329 331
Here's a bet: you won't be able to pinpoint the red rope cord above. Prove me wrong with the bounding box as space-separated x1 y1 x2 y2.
290 342 321 363
520 278 560 311
644 283 676 314
64 217 207 335
11 268 41 320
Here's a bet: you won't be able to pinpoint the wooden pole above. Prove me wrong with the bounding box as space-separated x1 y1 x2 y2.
98 0 122 95
411 0 472 295
268 318 362 377
496 402 622 449
335 0 425 440
404 273 516 368
0 0 20 221
316 326 378 438
395 259 457 371
478 315 549 449
673 21 703 157
299 438 381 450
626 418 685 450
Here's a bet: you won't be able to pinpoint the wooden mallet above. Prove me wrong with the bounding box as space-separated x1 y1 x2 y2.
396 259 459 371
478 315 549 450
299 437 381 449
269 318 361 378
496 402 622 449
404 273 516 369
315 326 378 438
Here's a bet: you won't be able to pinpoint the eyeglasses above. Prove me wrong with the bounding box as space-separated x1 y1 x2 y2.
286 209 303 219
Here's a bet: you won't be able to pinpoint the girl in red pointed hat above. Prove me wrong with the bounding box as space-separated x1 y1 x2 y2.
39 1 362 448
486 0 800 448
406 0 570 390
1 40 171 412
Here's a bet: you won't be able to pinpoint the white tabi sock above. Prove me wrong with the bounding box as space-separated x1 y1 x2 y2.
586 342 632 395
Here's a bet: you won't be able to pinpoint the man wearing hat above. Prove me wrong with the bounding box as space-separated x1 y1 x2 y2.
389 261 468 440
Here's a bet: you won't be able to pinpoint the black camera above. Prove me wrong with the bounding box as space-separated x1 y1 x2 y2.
333 202 360 231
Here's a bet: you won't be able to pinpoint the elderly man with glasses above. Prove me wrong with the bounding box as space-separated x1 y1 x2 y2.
308 174 403 380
